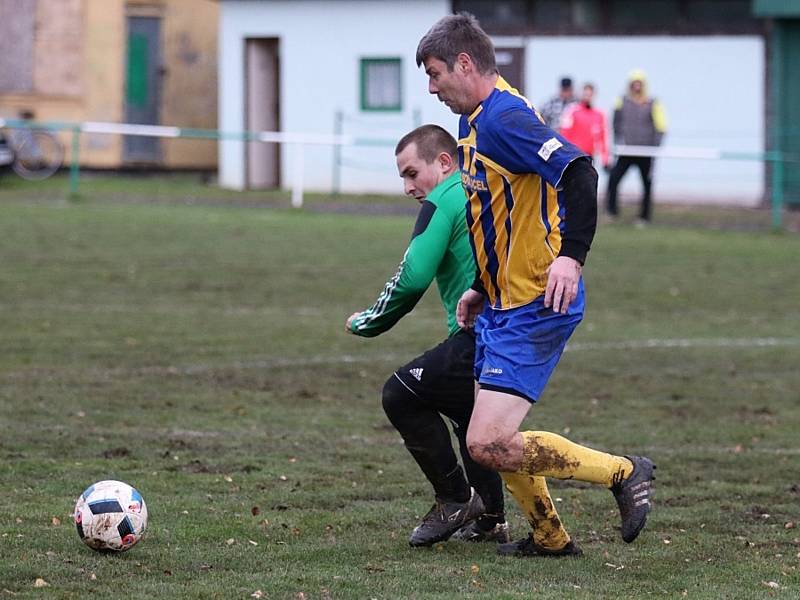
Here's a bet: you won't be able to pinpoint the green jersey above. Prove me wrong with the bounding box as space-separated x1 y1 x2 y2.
350 171 474 338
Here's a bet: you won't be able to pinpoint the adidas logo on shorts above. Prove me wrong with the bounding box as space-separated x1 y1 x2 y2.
409 368 424 381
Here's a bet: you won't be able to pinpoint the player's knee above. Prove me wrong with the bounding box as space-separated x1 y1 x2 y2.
466 430 514 471
381 374 414 423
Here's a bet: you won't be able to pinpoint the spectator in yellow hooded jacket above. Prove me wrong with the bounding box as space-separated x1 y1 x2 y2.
606 69 668 224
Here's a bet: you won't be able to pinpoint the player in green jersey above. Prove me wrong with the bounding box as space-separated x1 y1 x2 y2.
346 125 508 547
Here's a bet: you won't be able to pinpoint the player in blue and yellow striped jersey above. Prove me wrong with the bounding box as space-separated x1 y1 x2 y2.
417 13 656 557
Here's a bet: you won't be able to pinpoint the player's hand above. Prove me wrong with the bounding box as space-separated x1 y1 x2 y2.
456 289 485 329
345 312 361 334
544 256 582 314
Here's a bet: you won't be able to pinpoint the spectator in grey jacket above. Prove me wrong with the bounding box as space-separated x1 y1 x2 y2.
539 77 575 132
606 69 668 224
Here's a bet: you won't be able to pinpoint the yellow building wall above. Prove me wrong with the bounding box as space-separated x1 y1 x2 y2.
161 0 219 168
82 0 126 167
0 0 218 170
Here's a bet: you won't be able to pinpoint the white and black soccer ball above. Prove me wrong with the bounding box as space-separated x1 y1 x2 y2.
74 480 148 552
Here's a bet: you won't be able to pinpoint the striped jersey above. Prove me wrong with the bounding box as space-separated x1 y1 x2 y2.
458 76 586 310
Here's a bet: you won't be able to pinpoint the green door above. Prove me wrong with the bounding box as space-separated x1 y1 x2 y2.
124 16 162 163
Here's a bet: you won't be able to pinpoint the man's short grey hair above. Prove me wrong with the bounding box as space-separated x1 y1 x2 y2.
416 12 497 75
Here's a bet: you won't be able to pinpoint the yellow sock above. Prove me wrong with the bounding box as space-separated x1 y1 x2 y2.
501 472 571 549
519 431 633 487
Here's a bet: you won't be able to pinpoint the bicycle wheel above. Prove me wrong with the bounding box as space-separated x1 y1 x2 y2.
12 130 65 181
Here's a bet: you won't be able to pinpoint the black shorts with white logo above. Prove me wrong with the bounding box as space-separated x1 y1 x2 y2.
393 329 475 423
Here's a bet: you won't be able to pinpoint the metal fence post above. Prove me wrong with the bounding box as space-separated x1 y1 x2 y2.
412 107 422 128
772 153 784 232
69 125 81 198
332 110 343 195
291 143 305 209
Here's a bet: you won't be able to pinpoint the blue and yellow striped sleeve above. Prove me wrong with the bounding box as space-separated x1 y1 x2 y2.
482 107 586 187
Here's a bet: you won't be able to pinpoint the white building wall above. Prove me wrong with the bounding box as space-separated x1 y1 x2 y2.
522 36 765 205
219 0 452 192
220 3 765 204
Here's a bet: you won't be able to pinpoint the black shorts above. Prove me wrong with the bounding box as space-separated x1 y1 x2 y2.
392 329 475 422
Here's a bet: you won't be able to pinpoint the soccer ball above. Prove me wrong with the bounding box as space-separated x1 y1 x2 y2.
74 480 148 552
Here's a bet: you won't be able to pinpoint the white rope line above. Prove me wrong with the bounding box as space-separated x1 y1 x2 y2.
0 337 797 381
564 337 800 352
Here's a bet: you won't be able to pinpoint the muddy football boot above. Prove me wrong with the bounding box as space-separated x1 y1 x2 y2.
611 455 656 543
497 534 583 557
451 519 511 543
408 488 485 547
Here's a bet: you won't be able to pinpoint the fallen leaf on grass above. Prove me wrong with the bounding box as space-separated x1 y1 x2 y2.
225 538 235 545
51 517 61 526
251 506 261 516
785 521 796 530
248 540 258 546
33 579 48 588
364 563 385 573
470 565 480 575
763 581 780 589
251 591 264 599
294 593 306 600
90 573 96 581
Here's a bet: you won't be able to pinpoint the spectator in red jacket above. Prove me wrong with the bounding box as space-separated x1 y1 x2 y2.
560 83 609 169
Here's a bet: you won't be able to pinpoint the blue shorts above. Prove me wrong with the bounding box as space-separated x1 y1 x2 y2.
474 280 585 403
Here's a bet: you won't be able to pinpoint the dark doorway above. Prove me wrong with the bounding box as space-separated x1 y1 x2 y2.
245 38 280 189
495 47 525 94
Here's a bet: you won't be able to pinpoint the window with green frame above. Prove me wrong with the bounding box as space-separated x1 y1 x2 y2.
360 58 402 112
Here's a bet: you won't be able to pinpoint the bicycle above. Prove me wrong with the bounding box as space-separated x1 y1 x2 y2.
0 121 65 181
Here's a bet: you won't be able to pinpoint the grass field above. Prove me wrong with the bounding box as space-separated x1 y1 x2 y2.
1 176 799 599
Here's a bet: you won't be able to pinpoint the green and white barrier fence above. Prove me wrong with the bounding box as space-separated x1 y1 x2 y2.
0 118 353 209
0 118 795 230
